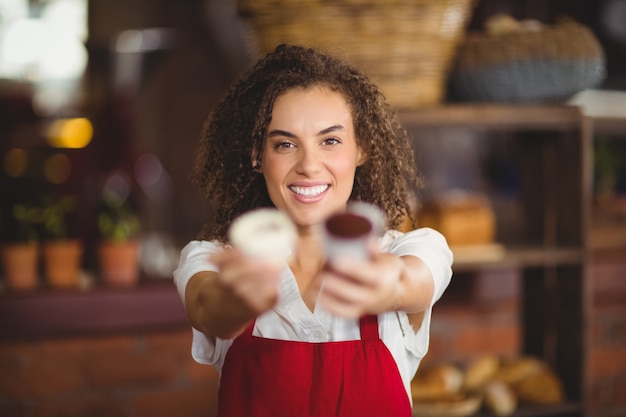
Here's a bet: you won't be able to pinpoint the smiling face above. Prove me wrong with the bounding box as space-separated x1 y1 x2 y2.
258 86 366 229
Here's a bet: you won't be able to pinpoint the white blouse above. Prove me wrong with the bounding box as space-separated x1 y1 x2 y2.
173 227 453 402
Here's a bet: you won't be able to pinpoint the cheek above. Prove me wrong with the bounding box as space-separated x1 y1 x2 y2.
333 153 360 178
261 159 288 190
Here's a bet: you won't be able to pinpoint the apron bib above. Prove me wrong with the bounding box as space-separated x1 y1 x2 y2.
218 314 412 417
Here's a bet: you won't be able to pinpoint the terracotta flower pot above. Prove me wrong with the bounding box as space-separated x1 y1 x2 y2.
43 239 83 288
1 243 39 291
98 240 140 287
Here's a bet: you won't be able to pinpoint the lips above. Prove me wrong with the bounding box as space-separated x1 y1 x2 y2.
289 184 329 197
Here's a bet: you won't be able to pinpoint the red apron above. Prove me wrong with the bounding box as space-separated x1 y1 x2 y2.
217 314 412 417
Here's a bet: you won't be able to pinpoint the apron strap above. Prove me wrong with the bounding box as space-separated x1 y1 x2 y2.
243 319 256 336
359 314 379 341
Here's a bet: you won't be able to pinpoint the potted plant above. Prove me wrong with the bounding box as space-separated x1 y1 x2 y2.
39 195 83 289
97 190 141 287
1 203 41 291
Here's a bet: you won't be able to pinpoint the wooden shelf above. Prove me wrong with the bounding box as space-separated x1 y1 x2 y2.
590 116 626 135
401 104 588 417
0 282 188 339
399 104 583 131
471 402 582 417
452 245 584 271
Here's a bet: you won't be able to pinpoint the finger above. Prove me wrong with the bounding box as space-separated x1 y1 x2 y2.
327 256 379 288
320 272 373 305
235 281 279 311
227 267 281 311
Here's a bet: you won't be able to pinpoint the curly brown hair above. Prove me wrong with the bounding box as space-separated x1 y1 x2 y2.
191 44 421 242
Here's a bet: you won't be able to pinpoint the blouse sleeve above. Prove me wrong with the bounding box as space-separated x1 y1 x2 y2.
380 227 453 370
173 240 234 368
383 227 453 306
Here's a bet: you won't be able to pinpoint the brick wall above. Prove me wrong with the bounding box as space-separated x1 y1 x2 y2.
587 253 626 417
0 259 623 417
427 268 521 364
0 330 219 417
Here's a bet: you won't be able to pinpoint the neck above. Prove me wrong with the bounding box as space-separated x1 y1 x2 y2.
289 226 326 311
291 227 326 274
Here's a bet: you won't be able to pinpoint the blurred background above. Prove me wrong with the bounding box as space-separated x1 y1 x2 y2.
0 1 625 416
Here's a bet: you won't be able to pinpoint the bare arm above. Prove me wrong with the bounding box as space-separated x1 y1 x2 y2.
184 249 282 340
397 255 436 332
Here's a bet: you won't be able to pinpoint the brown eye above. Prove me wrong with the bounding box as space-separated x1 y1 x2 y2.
274 141 295 150
322 137 341 146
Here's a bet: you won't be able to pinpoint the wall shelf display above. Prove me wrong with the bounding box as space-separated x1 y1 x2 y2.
401 104 589 417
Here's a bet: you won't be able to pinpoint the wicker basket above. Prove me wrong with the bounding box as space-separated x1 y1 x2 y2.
238 0 475 109
450 19 606 103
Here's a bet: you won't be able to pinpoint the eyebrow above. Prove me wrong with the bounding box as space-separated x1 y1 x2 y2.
267 124 345 138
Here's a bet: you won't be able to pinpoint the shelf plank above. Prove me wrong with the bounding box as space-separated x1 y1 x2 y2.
591 116 626 135
471 402 582 417
0 282 188 339
452 246 584 271
399 105 583 131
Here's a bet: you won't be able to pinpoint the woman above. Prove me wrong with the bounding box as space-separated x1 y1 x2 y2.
174 44 452 416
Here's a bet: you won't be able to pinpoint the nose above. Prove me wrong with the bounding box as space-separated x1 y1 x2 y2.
295 146 323 175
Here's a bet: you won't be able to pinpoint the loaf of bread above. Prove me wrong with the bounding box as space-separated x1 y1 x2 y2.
484 380 517 416
417 192 495 246
513 369 565 405
412 364 464 401
492 356 544 385
412 355 565 416
463 355 500 392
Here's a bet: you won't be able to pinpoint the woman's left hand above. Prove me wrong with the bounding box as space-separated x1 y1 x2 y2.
317 249 404 318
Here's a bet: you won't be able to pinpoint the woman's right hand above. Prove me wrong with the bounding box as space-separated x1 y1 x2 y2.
184 248 283 340
209 248 283 314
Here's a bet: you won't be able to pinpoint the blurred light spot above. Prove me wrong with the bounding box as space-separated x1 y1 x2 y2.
33 86 70 116
115 30 143 53
135 153 163 188
39 31 88 79
4 148 28 178
140 232 179 278
47 117 93 148
42 0 88 42
0 0 87 82
104 174 131 203
114 28 175 53
2 18 46 65
43 153 72 184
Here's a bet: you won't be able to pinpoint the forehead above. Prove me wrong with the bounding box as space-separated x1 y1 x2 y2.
271 86 353 120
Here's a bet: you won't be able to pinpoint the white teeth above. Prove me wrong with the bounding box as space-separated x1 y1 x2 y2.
290 185 328 197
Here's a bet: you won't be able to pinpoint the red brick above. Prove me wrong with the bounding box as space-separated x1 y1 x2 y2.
86 347 180 389
0 344 84 398
589 346 626 379
589 378 614 409
424 333 450 361
614 376 626 406
144 329 192 352
34 394 128 417
453 320 520 358
591 255 626 296
184 355 219 384
0 340 36 357
435 300 518 324
589 317 603 345
133 386 218 417
592 307 626 347
587 376 626 417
